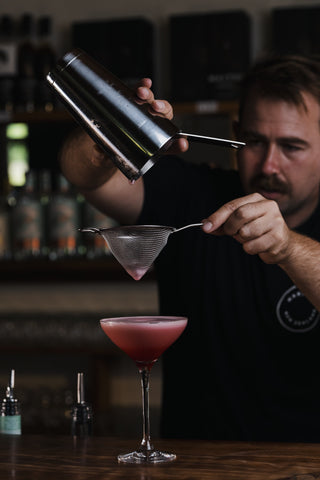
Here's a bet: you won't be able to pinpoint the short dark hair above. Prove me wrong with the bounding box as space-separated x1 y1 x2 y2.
238 54 320 122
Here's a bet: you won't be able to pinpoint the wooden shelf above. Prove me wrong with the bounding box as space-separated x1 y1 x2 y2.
0 109 74 124
0 256 155 283
0 100 238 125
173 99 238 116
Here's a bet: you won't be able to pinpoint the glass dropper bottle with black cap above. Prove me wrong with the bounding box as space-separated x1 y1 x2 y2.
0 369 21 435
71 372 93 437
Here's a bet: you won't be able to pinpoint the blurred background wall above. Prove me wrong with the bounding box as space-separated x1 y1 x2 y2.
3 0 320 95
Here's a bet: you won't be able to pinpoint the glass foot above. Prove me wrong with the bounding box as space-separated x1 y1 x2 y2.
118 450 176 464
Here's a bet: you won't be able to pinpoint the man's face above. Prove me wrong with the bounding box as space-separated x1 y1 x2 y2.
235 91 320 227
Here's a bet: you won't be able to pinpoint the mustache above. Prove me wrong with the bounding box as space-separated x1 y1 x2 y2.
250 174 289 194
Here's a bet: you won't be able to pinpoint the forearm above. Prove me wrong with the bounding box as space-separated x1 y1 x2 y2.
279 231 320 311
59 128 117 190
59 127 144 224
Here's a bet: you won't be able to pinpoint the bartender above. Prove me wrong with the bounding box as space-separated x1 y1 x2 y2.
59 53 320 442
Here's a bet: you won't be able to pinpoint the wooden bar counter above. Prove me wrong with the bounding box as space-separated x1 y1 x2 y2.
0 434 320 479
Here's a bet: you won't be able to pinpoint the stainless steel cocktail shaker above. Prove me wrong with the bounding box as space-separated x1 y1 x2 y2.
47 49 244 181
47 49 179 181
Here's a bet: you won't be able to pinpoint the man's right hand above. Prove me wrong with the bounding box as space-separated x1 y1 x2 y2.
135 78 190 155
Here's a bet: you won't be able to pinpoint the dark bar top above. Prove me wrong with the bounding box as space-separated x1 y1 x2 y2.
0 434 319 479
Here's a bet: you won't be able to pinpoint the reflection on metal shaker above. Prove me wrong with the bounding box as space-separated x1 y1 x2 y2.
46 48 179 181
47 49 245 181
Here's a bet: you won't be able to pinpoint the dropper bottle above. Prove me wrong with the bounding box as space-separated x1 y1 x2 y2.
0 369 21 435
71 372 93 437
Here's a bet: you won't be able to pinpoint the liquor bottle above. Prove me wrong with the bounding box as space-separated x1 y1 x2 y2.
15 13 36 112
0 197 10 260
71 372 93 437
0 15 17 113
47 173 79 260
38 169 51 257
0 370 21 435
35 16 56 112
11 169 43 260
82 200 117 258
0 174 12 260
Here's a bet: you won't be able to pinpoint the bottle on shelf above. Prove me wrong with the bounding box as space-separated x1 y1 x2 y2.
0 369 21 435
0 174 12 260
11 169 44 260
71 372 93 437
0 198 11 260
38 169 51 257
15 13 36 112
0 15 17 113
47 172 79 260
82 200 117 259
35 16 56 112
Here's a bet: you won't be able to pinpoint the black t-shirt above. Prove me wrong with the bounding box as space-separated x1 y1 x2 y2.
138 155 320 442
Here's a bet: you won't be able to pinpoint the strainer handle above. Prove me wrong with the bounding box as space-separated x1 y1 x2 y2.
174 223 203 233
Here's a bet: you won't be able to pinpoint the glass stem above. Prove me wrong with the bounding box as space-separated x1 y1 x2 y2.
139 367 154 455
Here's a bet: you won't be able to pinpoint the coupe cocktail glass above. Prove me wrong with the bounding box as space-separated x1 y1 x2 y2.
100 315 187 463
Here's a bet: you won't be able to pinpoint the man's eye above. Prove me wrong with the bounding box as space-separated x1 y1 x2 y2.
282 143 301 152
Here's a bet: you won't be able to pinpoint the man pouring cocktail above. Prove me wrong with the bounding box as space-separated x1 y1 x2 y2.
59 54 320 442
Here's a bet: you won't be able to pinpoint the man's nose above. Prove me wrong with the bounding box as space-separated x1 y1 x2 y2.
261 144 281 175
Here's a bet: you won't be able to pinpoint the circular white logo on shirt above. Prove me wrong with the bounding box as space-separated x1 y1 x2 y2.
276 285 319 333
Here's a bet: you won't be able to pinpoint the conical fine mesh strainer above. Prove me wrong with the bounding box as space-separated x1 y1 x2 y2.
80 223 203 280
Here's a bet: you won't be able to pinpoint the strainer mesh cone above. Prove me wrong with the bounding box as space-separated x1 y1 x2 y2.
100 225 174 280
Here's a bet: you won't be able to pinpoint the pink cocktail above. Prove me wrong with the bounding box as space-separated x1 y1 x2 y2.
100 316 187 463
100 316 187 369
